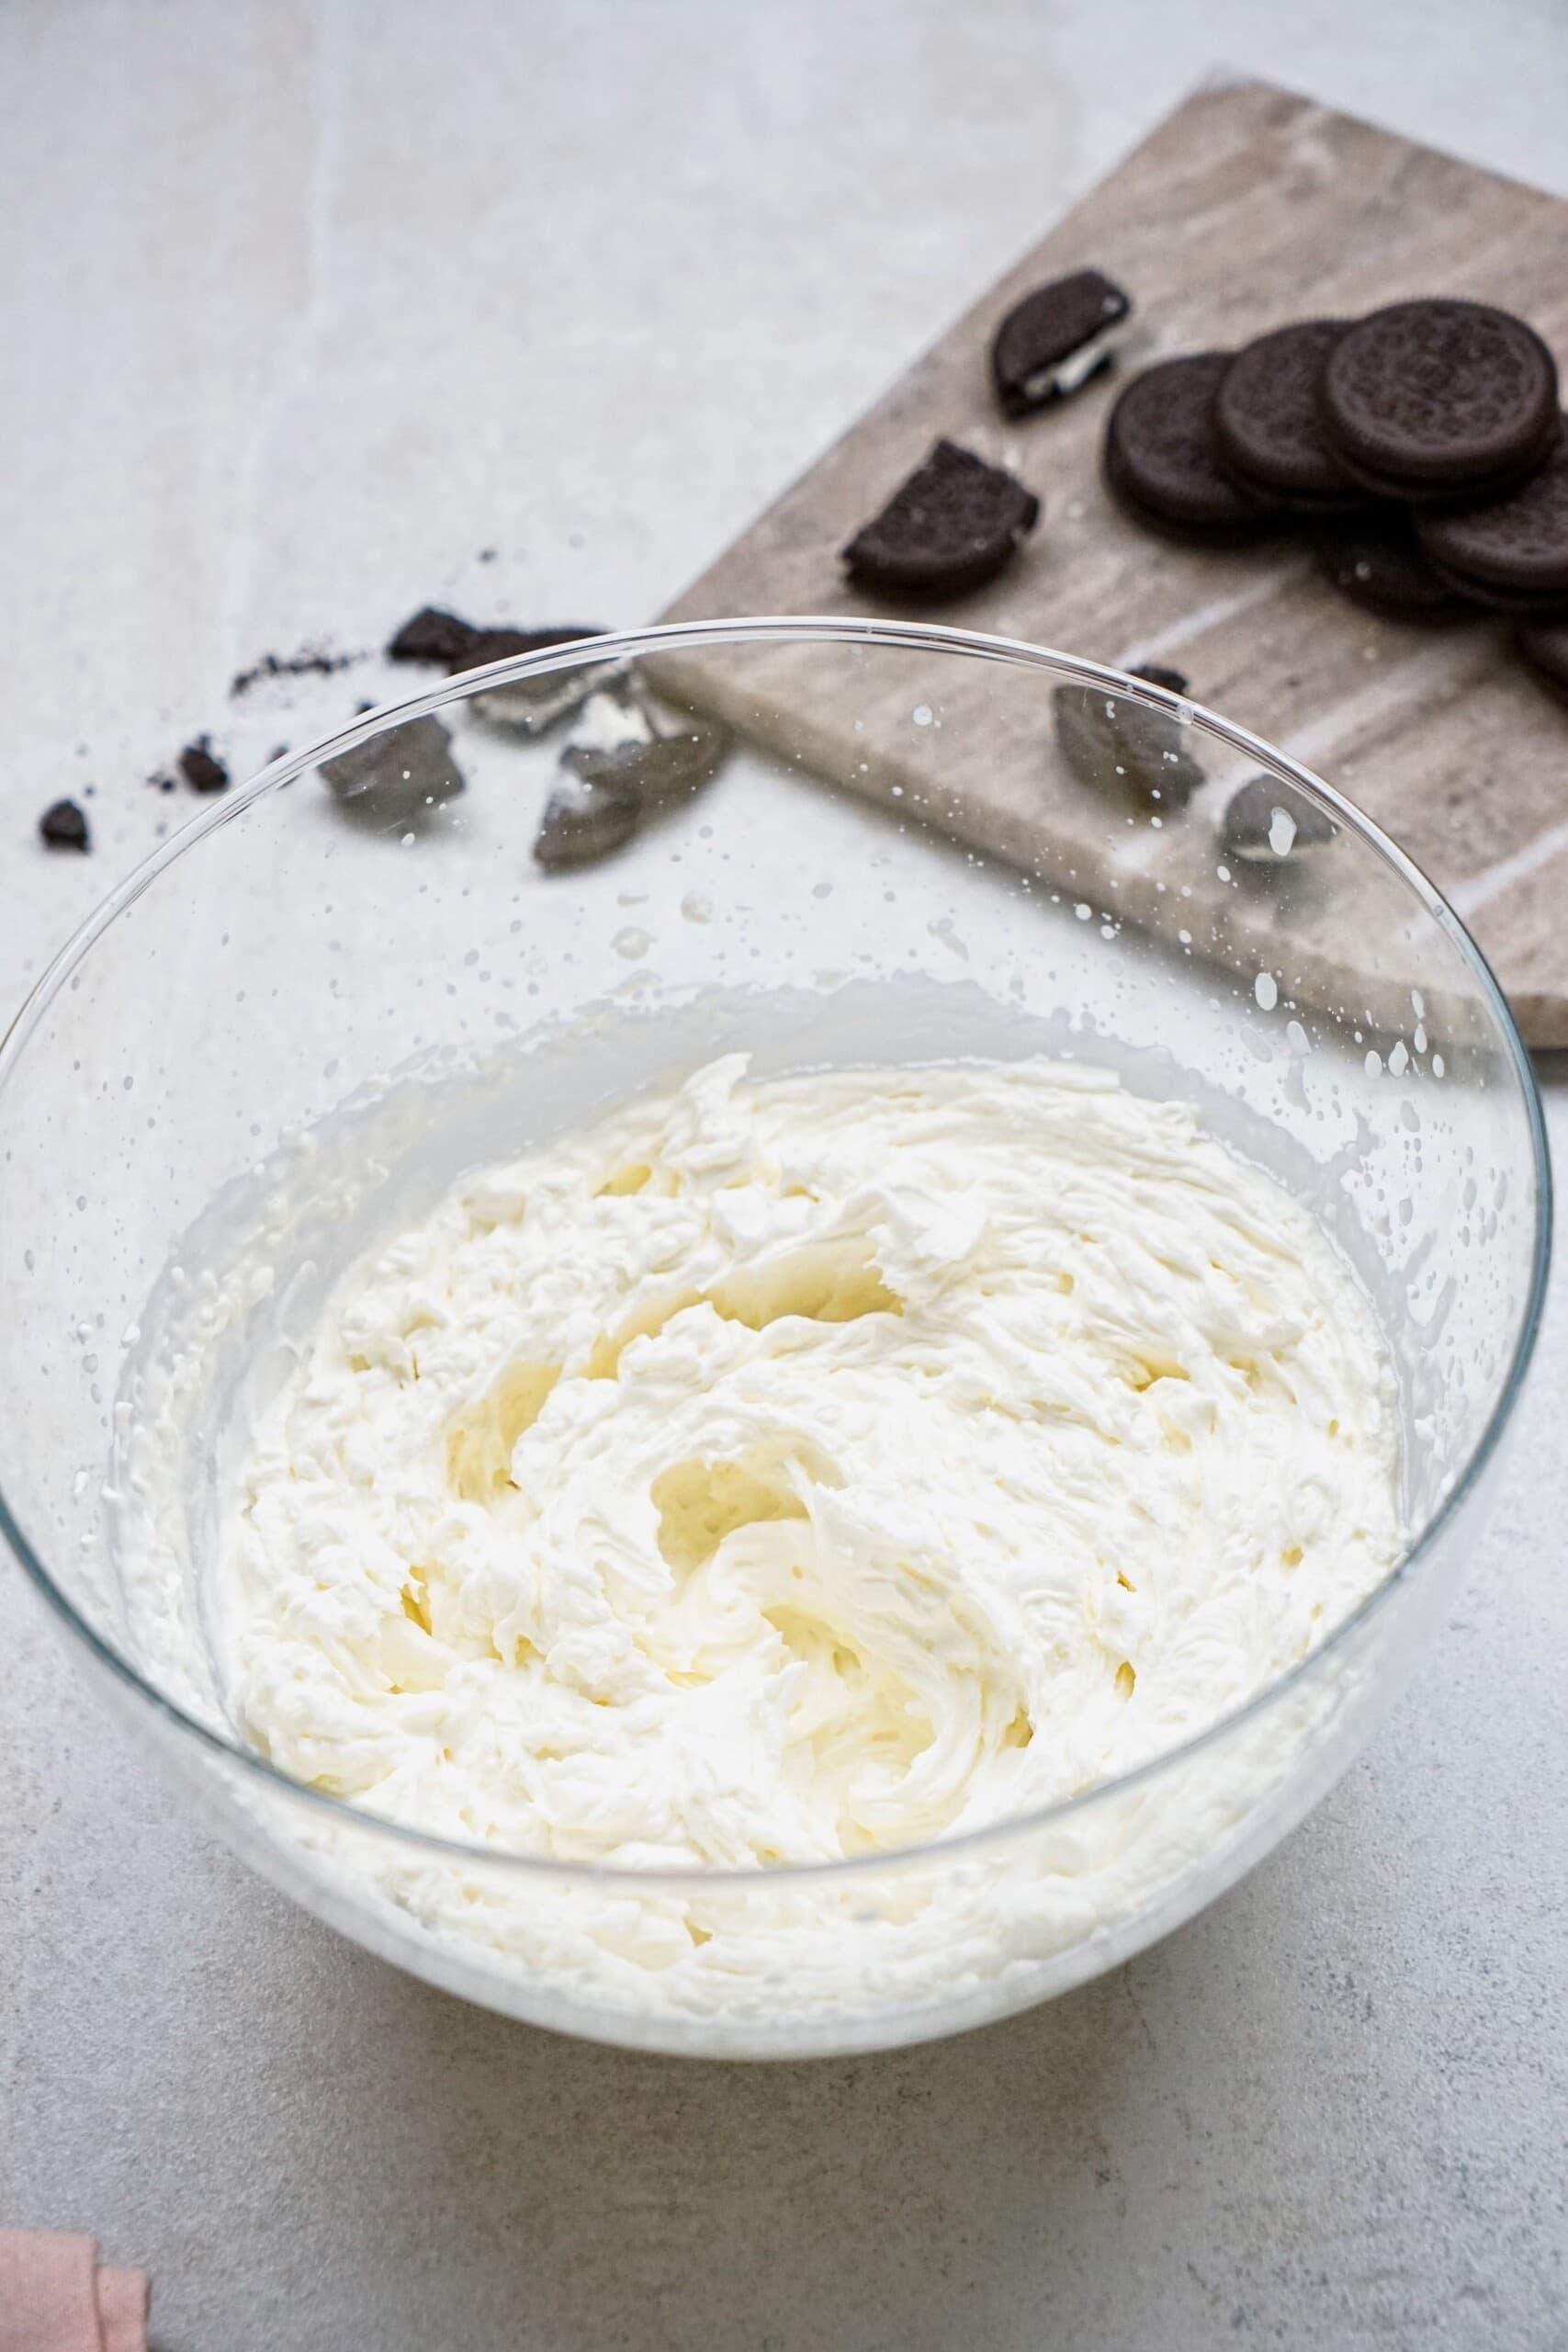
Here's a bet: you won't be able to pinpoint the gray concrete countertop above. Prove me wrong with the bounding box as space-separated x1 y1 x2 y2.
2 5 1564 2346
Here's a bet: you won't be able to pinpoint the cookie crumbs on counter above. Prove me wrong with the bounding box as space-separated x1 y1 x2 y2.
39 798 90 851
178 738 230 794
387 605 479 666
231 646 364 697
842 439 1039 597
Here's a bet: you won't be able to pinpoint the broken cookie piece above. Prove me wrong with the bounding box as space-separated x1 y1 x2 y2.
1129 662 1190 695
533 772 641 871
563 701 731 801
469 636 622 733
532 687 733 873
387 607 482 666
842 439 1039 598
386 607 611 729
991 269 1133 417
456 623 605 674
1223 775 1338 864
1053 681 1204 810
320 716 465 829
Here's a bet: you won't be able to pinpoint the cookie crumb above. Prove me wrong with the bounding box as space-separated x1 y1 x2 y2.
178 737 230 794
843 439 1039 598
40 798 90 851
231 646 363 697
387 606 480 666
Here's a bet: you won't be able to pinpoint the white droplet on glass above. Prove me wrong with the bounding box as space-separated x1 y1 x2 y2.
1268 807 1297 857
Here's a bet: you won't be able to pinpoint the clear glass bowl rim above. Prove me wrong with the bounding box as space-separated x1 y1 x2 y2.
0 615 1551 1893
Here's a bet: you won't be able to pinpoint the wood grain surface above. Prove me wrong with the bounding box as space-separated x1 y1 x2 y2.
661 79 1568 1046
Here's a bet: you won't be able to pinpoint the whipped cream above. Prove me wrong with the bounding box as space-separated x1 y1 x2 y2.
220 1057 1401 1898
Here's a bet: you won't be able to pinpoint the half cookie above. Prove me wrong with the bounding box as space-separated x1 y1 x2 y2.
842 439 1040 597
991 269 1133 417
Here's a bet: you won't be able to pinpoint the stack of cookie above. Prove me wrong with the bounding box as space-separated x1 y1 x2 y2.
1104 298 1568 705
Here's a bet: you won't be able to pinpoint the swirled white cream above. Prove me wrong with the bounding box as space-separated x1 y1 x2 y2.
220 1056 1401 1891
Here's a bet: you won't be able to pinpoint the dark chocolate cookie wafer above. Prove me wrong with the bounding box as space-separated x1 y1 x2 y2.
991 269 1132 417
1517 621 1568 707
1213 320 1362 509
1316 514 1470 619
1104 355 1278 539
1417 425 1568 613
1321 300 1559 502
842 439 1039 597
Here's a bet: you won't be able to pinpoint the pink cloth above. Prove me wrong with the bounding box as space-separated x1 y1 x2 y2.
0 2233 148 2352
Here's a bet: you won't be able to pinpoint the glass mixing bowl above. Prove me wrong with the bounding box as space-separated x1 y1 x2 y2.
0 618 1549 2059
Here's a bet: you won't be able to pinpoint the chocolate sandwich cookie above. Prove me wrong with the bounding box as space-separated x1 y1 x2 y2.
991 268 1133 417
1416 426 1568 613
1320 300 1560 503
1213 320 1361 509
1104 355 1278 539
1517 621 1568 707
842 439 1039 597
1316 514 1470 619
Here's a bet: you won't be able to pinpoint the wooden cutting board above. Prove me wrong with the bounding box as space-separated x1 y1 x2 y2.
660 78 1568 1047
